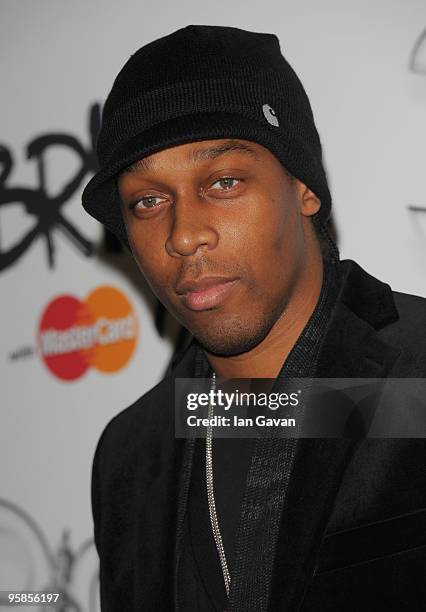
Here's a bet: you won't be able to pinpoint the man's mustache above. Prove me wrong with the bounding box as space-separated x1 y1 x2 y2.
175 257 244 285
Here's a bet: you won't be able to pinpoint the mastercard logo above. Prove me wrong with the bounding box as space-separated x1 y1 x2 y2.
37 286 138 381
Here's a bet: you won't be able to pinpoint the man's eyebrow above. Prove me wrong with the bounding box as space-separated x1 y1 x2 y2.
122 141 260 175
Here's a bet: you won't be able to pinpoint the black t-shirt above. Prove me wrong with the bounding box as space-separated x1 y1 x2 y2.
178 436 254 610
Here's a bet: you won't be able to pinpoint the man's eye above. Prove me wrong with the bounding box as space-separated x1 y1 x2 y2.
210 177 240 191
133 196 165 209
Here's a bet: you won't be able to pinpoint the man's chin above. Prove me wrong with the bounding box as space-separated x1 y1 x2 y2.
190 319 273 357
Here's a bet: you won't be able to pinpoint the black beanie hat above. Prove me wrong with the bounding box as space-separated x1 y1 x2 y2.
82 24 332 246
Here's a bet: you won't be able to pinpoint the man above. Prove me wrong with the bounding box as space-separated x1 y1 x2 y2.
82 25 426 611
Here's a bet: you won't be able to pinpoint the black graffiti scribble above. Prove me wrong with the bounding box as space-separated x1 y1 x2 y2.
0 103 101 271
407 204 426 239
0 497 99 612
407 204 426 255
409 28 426 74
408 205 426 213
407 29 426 219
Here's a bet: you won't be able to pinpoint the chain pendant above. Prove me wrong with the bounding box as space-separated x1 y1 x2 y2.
206 372 231 597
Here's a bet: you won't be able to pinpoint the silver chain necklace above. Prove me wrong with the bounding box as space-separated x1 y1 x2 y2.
205 371 231 598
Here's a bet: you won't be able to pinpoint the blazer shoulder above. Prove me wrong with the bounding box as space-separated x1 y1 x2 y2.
384 289 426 338
92 337 197 472
392 290 426 320
379 290 426 375
93 374 174 469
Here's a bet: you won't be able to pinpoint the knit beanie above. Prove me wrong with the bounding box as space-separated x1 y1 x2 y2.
82 24 332 247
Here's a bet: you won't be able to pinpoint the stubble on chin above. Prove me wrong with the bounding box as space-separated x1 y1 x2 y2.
190 309 282 357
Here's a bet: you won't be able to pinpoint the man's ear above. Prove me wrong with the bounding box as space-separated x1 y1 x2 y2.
295 180 321 217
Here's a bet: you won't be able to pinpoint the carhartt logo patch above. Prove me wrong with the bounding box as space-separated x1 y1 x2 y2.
262 104 279 126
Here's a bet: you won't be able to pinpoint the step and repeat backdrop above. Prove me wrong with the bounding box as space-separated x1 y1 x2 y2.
1 1 425 610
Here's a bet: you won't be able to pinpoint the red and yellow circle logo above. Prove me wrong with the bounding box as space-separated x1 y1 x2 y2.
37 286 138 381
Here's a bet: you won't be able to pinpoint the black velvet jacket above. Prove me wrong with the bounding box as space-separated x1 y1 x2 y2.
91 260 426 611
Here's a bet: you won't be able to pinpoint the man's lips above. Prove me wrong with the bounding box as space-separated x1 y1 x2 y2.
175 276 239 311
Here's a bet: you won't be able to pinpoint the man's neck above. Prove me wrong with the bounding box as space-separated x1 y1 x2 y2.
205 257 324 379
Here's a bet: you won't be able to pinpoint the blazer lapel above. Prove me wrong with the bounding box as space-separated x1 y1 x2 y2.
168 340 197 610
268 263 402 611
171 338 212 610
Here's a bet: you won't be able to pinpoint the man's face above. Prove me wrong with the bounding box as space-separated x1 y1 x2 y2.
118 138 320 356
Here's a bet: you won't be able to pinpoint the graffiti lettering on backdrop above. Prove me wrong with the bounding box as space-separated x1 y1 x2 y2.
408 29 426 222
0 103 101 272
409 28 426 74
0 498 99 612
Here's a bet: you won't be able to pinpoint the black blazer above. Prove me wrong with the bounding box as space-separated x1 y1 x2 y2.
91 260 426 611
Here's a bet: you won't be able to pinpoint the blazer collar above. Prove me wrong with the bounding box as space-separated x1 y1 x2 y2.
337 259 398 330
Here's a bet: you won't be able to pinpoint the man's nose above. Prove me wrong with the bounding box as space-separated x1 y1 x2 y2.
165 192 219 257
